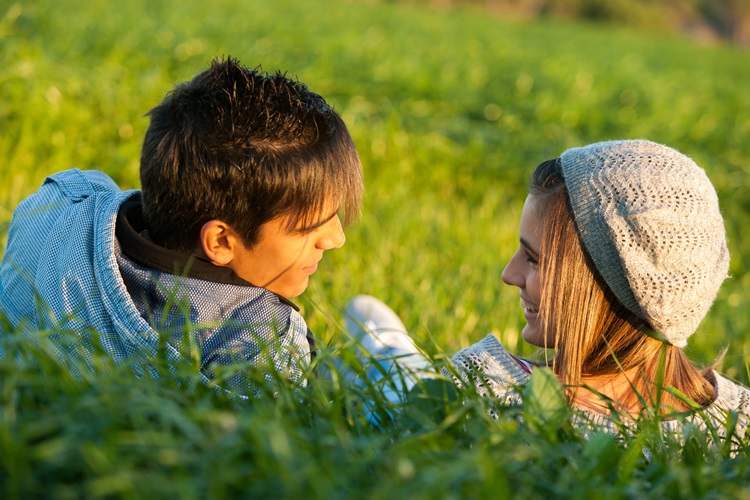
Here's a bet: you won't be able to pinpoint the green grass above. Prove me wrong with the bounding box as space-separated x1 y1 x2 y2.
2 0 750 497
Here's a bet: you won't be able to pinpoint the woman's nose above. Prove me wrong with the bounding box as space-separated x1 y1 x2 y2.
501 250 524 288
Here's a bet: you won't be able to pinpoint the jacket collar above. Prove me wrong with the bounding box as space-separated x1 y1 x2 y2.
115 195 299 311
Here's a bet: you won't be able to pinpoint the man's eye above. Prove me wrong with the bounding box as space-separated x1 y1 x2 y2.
295 224 321 235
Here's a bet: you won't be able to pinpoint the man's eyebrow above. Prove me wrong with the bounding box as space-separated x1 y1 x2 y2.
294 208 339 233
520 238 539 258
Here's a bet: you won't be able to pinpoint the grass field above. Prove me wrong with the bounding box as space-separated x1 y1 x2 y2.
2 0 750 497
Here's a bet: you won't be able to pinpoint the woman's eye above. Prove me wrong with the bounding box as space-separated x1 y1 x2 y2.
525 253 538 267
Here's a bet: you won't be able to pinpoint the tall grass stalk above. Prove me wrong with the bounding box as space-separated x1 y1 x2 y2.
2 0 750 496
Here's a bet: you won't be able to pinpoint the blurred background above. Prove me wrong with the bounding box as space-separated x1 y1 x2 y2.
381 0 750 45
1 0 749 381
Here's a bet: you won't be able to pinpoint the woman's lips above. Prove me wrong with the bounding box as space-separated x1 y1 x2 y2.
521 297 538 320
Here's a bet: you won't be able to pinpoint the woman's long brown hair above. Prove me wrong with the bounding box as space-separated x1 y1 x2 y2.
531 159 716 414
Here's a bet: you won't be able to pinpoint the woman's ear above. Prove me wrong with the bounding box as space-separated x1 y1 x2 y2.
199 220 237 266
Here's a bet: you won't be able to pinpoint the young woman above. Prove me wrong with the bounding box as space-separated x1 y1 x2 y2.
346 140 749 437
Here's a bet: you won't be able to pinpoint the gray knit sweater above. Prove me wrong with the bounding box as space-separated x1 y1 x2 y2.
450 334 750 444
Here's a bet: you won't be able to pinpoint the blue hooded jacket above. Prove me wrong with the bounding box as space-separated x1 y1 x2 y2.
0 169 313 393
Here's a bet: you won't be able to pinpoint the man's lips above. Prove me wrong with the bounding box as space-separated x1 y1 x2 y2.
303 260 320 274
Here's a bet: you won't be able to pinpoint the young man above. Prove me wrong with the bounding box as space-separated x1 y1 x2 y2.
0 57 363 395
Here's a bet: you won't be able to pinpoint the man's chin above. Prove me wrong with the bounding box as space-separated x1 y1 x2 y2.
272 279 309 299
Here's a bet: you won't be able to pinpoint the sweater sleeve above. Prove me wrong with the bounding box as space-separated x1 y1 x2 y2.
446 334 532 408
713 372 750 421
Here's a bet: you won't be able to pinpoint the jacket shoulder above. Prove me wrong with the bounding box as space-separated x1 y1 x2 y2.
43 168 120 201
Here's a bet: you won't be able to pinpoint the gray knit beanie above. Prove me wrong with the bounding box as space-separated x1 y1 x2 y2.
559 140 729 347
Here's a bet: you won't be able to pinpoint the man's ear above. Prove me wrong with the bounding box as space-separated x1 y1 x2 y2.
199 220 238 266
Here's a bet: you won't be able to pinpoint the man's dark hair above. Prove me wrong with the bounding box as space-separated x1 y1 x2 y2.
140 56 363 252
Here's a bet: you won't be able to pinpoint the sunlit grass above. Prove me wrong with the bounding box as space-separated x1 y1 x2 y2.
2 0 750 496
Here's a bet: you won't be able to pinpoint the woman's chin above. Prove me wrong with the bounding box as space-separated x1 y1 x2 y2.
522 326 551 348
